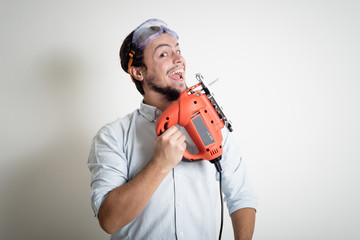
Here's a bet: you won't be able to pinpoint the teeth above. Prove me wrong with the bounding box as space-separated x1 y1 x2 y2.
169 68 184 75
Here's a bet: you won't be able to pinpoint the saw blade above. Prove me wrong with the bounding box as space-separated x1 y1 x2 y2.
195 73 233 132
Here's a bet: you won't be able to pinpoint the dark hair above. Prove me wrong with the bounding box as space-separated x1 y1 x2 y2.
119 31 146 95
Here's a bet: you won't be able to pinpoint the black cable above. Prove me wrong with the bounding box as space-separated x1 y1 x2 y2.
218 169 223 240
211 157 223 240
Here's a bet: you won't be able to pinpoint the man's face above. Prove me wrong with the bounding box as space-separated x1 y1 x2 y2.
141 33 187 100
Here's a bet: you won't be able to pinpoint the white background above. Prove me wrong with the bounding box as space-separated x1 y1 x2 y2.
1 0 359 239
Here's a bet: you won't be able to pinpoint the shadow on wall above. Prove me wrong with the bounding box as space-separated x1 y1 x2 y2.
2 52 107 240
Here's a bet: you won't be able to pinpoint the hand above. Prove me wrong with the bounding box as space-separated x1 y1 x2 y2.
153 126 186 170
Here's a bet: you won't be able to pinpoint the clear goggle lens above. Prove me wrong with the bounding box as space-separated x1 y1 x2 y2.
132 18 178 50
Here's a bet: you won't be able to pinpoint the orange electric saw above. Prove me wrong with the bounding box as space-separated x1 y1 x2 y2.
155 73 233 162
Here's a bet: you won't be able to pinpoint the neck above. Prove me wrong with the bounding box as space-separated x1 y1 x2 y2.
143 92 174 112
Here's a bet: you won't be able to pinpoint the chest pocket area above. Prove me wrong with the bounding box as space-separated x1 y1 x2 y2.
178 160 216 182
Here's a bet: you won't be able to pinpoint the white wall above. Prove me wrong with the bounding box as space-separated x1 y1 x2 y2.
1 0 359 239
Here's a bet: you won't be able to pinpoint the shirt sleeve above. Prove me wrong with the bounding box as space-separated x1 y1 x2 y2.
220 129 258 215
87 125 128 217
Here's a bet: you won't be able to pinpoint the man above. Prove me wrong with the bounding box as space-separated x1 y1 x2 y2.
88 19 258 240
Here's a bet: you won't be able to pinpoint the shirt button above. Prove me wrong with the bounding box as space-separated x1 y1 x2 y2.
179 232 184 237
176 174 181 179
178 202 183 207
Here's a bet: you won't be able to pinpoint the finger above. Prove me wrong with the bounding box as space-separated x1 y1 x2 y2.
162 125 178 136
181 141 187 151
170 128 184 140
177 133 186 143
166 127 185 141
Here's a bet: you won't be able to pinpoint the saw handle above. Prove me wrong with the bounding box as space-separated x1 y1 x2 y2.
156 102 179 136
155 101 197 160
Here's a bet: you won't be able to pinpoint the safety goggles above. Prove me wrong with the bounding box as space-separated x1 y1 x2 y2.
131 18 178 50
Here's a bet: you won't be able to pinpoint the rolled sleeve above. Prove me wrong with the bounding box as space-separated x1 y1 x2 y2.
88 126 128 217
220 129 258 215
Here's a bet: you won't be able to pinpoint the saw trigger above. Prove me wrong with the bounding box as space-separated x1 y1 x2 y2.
159 121 169 135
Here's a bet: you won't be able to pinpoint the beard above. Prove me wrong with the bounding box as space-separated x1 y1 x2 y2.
148 82 182 101
144 72 186 101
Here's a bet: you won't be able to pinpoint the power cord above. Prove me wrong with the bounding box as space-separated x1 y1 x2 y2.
210 157 223 240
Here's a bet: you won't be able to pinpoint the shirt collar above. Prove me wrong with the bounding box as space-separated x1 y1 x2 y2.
139 101 162 122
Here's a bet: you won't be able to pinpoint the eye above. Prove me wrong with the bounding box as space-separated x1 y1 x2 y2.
160 52 168 57
176 50 181 54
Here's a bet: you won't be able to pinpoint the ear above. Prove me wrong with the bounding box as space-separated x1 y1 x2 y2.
129 66 144 81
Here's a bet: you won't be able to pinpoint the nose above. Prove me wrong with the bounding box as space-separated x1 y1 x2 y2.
173 51 185 65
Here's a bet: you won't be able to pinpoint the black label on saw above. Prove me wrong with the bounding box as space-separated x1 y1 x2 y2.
192 115 215 147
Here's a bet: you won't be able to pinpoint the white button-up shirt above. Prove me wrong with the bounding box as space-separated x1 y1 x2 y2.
88 102 258 240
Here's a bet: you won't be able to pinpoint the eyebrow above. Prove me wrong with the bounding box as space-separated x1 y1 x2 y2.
154 42 180 53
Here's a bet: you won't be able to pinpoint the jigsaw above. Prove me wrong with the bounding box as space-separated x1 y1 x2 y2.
155 73 233 163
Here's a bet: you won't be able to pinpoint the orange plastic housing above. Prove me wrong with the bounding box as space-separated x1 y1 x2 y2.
155 83 225 161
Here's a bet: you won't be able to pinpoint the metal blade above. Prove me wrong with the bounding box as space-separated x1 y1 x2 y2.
195 73 233 132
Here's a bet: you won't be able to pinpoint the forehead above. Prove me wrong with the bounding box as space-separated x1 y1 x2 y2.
143 33 179 54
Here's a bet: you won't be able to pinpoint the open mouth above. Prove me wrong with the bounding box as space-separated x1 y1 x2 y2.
168 68 184 80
